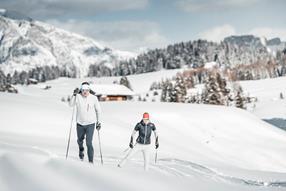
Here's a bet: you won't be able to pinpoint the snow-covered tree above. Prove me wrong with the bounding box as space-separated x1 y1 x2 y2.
0 70 7 91
160 80 168 102
120 76 132 90
235 92 245 109
174 75 187 102
161 79 176 102
203 73 231 105
12 71 20 85
19 71 28 85
150 82 159 91
203 75 221 105
167 82 176 102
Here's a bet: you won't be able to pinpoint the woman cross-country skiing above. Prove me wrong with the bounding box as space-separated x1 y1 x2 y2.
118 112 159 171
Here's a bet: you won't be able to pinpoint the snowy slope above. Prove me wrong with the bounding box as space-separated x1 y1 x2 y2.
0 9 135 77
1 73 286 190
41 68 183 94
240 76 286 119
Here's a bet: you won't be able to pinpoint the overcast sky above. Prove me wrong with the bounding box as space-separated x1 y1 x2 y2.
1 0 286 52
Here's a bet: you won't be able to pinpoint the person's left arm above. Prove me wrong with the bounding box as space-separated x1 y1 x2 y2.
151 123 159 149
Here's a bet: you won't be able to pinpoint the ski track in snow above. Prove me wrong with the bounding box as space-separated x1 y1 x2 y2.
53 156 286 188
1 141 285 189
154 158 286 188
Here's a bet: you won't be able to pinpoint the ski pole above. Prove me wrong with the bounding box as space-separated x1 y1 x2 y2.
155 149 158 164
97 130 104 165
123 147 130 153
66 104 76 159
123 142 137 153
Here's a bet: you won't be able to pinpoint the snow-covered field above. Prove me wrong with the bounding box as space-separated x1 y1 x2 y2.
1 72 286 191
240 77 286 119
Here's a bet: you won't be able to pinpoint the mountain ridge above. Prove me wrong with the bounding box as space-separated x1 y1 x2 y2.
0 9 285 85
0 9 135 79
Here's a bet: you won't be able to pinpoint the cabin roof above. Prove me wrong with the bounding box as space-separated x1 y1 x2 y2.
90 84 135 96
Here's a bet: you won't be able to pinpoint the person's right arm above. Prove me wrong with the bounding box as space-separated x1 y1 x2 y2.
129 124 139 148
69 88 79 107
69 96 76 107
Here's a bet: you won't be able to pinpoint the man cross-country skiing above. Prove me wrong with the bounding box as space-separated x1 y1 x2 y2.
118 112 159 171
69 82 101 163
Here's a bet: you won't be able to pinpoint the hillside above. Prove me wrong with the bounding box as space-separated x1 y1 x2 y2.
1 72 286 190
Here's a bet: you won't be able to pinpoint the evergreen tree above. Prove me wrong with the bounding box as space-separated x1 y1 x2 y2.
185 76 194 89
150 82 159 91
12 71 20 85
6 73 12 84
167 82 176 102
161 80 176 102
174 75 187 102
160 80 168 102
19 71 28 85
0 70 6 86
216 73 230 105
235 92 245 109
120 76 133 90
203 74 223 105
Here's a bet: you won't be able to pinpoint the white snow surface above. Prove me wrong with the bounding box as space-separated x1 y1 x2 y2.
1 72 286 191
79 68 183 94
240 76 286 119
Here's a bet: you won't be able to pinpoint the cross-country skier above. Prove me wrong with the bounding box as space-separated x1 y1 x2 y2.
118 112 159 171
69 82 101 163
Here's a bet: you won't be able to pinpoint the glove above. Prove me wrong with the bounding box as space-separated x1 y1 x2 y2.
96 122 101 130
129 137 134 149
73 88 79 96
155 137 159 149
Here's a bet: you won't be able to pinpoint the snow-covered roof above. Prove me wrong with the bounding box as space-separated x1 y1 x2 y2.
90 84 135 96
28 78 38 82
204 61 218 69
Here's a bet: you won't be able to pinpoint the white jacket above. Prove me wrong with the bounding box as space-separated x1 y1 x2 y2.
69 94 101 126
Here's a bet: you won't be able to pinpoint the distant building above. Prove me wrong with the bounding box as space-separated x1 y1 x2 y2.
91 84 135 101
28 78 38 85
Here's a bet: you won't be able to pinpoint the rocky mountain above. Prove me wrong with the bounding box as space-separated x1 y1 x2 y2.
0 9 135 80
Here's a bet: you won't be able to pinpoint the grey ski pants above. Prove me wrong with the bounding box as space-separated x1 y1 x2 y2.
76 123 95 162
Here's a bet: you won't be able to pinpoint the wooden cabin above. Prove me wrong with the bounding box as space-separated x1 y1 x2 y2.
91 84 135 101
